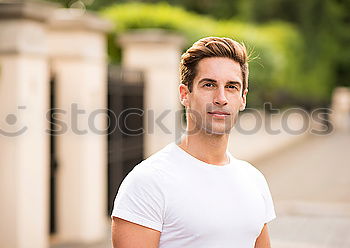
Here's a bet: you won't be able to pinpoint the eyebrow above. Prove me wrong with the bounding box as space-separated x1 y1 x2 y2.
198 78 242 87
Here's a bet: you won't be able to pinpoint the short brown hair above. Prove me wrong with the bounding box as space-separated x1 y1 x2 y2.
180 37 249 93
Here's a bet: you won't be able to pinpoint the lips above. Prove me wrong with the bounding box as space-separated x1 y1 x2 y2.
208 111 230 118
208 111 230 115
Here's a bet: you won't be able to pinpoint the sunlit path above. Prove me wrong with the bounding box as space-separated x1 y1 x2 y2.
256 131 350 248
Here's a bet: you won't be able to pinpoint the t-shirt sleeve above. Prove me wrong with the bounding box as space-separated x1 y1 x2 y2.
255 170 276 223
111 165 165 232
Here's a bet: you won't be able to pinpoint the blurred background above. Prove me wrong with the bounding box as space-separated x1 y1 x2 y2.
0 0 349 247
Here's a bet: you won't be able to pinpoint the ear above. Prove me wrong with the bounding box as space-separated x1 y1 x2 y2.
239 89 248 111
179 84 190 107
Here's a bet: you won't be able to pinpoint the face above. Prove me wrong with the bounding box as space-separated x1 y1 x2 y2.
180 57 248 135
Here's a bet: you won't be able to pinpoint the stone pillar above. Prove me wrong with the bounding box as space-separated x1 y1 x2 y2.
331 87 350 131
0 1 55 248
48 9 111 243
119 30 186 157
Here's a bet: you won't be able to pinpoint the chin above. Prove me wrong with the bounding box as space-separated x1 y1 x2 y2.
203 125 233 135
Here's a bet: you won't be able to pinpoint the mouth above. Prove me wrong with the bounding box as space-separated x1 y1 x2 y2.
208 111 230 119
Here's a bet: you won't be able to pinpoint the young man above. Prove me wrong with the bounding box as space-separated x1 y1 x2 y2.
111 37 276 248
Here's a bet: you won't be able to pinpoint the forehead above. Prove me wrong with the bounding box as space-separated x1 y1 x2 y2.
195 57 242 83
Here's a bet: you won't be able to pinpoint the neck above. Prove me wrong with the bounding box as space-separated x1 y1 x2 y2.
178 129 230 166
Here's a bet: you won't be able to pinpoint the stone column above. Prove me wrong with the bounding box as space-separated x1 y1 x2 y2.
119 30 186 157
0 1 55 248
48 9 111 243
331 87 350 131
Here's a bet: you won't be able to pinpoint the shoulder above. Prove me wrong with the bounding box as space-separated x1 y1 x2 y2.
233 158 265 179
231 158 270 191
112 148 172 231
233 158 273 197
115 155 168 208
121 144 176 188
121 161 162 191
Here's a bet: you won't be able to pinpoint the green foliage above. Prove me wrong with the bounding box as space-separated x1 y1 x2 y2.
100 2 334 107
101 2 216 43
238 0 350 101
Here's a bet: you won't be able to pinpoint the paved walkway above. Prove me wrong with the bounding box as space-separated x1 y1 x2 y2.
255 131 350 248
51 237 111 248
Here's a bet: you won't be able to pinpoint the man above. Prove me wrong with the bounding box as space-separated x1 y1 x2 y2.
111 37 276 248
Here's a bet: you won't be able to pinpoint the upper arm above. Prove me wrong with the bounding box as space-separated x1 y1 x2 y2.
254 224 271 248
111 217 161 248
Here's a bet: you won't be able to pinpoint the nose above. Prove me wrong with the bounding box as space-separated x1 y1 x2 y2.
214 87 228 106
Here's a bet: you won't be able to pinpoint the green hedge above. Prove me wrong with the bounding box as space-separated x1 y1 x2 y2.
101 2 331 107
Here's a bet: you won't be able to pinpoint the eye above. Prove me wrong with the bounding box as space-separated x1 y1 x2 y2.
203 83 215 88
226 84 239 90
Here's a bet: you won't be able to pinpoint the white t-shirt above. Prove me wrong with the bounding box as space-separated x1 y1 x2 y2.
112 142 276 248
